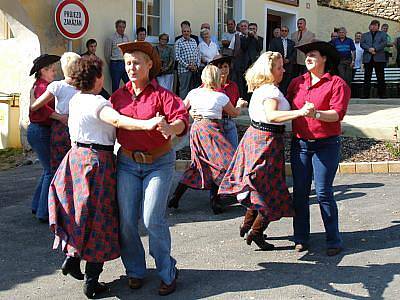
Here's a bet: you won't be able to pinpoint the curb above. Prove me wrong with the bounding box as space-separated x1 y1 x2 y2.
175 160 400 175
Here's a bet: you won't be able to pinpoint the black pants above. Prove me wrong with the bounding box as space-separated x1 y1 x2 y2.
279 63 294 95
85 262 104 284
364 60 386 98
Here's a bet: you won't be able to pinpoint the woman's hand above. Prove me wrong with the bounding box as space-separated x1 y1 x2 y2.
157 118 175 139
59 114 69 125
236 98 248 108
143 115 165 130
299 101 315 117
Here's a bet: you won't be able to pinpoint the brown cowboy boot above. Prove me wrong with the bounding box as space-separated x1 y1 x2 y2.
239 209 257 237
168 183 188 209
246 214 274 251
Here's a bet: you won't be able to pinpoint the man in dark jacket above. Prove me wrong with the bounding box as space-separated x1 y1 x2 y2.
360 19 388 98
269 25 296 94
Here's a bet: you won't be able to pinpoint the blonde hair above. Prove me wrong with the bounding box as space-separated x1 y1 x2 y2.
60 52 81 77
201 64 221 89
245 51 282 92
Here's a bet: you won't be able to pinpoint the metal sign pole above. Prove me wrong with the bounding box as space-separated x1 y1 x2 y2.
67 39 73 52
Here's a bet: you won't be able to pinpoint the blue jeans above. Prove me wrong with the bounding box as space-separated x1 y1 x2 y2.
221 118 238 149
110 60 129 92
290 136 342 248
27 123 52 220
117 149 177 284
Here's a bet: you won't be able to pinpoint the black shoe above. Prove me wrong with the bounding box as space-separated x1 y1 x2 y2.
210 195 223 214
246 232 274 251
168 195 180 209
62 256 84 280
83 281 108 299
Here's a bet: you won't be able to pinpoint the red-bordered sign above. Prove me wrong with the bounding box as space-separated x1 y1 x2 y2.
55 0 89 40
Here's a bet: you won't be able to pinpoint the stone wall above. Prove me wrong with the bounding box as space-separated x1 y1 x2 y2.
318 0 400 22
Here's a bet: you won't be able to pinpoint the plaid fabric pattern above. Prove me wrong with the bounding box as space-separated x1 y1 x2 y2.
180 119 235 190
218 126 294 222
175 37 200 74
48 146 120 263
50 120 71 174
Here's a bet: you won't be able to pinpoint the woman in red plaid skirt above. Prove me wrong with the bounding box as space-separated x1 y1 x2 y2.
168 65 247 214
218 51 315 250
48 56 164 298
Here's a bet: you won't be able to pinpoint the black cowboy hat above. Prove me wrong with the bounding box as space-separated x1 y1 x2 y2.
118 41 161 80
29 54 61 76
296 40 340 67
209 55 233 66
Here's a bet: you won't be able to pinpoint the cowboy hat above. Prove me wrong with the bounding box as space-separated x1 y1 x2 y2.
29 54 61 76
209 55 233 66
118 41 161 79
296 40 340 67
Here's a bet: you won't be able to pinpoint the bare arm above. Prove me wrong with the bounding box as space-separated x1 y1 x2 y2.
50 112 68 125
98 105 163 130
30 91 55 111
264 98 311 123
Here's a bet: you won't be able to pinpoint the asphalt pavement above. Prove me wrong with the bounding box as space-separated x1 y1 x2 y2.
0 164 400 299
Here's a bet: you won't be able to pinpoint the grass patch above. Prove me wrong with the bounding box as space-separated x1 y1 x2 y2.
385 141 400 159
0 148 25 171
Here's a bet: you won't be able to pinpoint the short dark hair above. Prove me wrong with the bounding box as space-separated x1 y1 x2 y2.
115 19 126 27
370 20 380 26
382 23 389 28
298 18 306 24
136 26 146 35
180 20 191 28
159 33 169 42
227 19 235 24
249 23 258 28
355 31 362 35
86 39 97 48
70 56 103 92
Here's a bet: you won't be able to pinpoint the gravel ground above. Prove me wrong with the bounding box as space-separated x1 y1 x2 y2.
176 125 400 162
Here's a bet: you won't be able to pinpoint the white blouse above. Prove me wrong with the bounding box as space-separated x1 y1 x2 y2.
248 84 291 125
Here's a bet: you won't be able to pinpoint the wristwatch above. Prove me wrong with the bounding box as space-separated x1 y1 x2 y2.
314 111 321 119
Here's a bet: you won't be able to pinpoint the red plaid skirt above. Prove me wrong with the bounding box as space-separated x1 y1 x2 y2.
180 119 235 190
218 126 294 222
48 146 120 263
50 120 71 174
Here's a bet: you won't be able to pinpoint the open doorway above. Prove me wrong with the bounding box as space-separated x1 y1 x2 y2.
266 14 281 49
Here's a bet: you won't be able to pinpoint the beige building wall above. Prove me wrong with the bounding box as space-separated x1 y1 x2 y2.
174 0 215 38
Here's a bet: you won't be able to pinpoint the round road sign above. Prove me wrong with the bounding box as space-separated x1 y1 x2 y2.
55 0 89 40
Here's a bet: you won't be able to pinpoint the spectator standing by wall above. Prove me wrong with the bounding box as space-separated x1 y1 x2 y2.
360 20 387 99
381 24 393 67
354 32 364 71
155 33 175 91
136 26 147 42
291 18 315 76
198 28 220 68
198 23 220 49
247 23 264 66
175 20 199 45
104 20 130 92
221 19 237 55
331 27 355 86
175 25 200 99
395 34 400 67
269 25 296 95
273 28 281 38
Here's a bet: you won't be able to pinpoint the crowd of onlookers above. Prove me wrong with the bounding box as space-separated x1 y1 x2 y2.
80 18 400 100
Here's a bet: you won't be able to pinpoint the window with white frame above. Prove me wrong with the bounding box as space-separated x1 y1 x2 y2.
0 10 13 40
136 0 161 37
217 0 235 40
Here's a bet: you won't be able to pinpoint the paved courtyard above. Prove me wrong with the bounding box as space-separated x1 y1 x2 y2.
0 164 400 299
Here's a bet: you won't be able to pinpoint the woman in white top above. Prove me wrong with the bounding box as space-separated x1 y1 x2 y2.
219 51 314 250
168 64 246 213
198 28 220 68
30 52 80 173
48 56 163 298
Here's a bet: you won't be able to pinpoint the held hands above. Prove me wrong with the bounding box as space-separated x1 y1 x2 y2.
155 112 174 139
143 114 165 131
59 114 69 125
236 98 248 108
299 101 315 117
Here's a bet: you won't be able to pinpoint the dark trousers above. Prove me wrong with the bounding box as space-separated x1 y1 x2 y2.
290 136 342 248
363 60 386 98
85 262 104 284
110 60 129 92
294 64 307 77
338 58 353 87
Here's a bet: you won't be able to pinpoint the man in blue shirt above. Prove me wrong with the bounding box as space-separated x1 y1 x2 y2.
331 27 356 86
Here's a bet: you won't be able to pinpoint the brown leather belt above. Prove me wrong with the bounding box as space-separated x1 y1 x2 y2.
122 141 172 164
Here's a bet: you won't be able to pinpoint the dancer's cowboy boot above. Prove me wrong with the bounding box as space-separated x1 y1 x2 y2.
83 262 108 299
246 214 274 251
61 256 84 280
168 183 188 209
239 209 258 238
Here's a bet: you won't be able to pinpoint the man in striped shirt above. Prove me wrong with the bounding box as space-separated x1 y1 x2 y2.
175 25 200 99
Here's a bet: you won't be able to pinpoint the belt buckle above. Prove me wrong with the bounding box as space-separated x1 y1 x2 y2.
133 151 147 163
307 139 316 142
